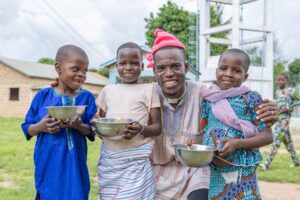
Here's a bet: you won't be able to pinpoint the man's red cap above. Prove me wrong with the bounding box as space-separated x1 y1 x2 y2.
147 29 185 68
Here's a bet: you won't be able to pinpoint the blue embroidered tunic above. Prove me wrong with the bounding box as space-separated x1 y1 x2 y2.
202 91 267 200
21 87 97 200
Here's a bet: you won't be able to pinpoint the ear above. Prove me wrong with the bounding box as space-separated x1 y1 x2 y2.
243 73 249 82
215 68 219 77
184 62 189 74
55 62 62 75
141 63 144 71
152 65 157 75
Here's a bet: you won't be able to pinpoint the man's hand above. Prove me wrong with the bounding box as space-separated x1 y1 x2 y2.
256 99 279 126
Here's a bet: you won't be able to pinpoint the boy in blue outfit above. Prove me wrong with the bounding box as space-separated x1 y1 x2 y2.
21 45 97 200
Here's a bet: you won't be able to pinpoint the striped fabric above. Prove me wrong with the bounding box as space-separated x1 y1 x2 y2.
98 143 156 200
153 161 210 200
151 81 210 199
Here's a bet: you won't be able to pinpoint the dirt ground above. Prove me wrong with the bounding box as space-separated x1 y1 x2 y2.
259 128 300 200
259 181 300 200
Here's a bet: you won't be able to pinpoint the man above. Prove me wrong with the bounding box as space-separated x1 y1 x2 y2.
148 29 278 200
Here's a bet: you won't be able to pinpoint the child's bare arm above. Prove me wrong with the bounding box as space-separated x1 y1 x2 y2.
218 127 273 158
90 109 106 138
100 109 106 118
141 107 162 137
123 107 161 140
238 127 273 149
70 121 91 136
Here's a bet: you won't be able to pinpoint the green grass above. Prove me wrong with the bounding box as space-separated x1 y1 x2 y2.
0 117 101 200
258 153 300 183
0 118 299 199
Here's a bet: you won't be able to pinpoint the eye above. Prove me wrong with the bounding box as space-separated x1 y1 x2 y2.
71 67 79 72
218 66 226 70
233 68 242 73
131 61 139 66
172 63 182 69
118 62 125 66
155 65 165 72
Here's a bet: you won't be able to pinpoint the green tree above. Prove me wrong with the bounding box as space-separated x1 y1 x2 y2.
98 68 109 78
89 67 109 78
272 36 288 79
209 4 227 56
88 68 98 73
288 58 300 86
145 1 227 69
244 46 263 66
145 1 189 52
273 62 286 93
38 57 55 65
274 62 285 77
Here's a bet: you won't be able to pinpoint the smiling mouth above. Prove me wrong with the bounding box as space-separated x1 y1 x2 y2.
123 73 135 75
221 80 233 83
164 80 178 87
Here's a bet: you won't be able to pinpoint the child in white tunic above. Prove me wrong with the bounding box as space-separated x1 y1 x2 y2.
96 42 162 200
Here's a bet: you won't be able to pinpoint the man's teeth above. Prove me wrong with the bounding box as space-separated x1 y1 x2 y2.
165 81 177 86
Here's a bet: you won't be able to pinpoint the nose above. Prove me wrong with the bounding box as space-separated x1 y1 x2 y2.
224 69 233 77
78 70 86 77
124 63 134 71
164 66 175 77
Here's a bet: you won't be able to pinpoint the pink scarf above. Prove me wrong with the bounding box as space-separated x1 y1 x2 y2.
202 84 258 138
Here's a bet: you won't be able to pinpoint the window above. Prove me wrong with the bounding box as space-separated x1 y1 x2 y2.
10 88 19 101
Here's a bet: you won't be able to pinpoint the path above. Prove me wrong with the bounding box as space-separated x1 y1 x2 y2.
259 129 300 199
259 181 300 200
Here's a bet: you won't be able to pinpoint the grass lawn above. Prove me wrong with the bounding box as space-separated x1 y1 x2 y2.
258 153 300 183
0 117 299 200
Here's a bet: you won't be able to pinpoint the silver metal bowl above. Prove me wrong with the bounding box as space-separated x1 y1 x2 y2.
174 144 216 168
92 118 133 140
47 106 86 121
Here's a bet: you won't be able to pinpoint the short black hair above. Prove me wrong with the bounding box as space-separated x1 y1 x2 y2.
116 42 142 58
55 44 88 64
279 72 288 80
219 48 250 72
153 46 185 62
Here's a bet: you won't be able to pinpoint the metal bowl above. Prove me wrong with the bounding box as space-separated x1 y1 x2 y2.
174 144 216 168
47 106 86 121
92 118 133 140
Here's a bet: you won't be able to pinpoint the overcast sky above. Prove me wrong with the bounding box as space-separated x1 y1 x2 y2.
0 0 299 68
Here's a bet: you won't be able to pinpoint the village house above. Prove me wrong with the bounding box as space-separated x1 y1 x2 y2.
0 56 108 118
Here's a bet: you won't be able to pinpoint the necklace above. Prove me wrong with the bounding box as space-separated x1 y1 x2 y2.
164 84 187 104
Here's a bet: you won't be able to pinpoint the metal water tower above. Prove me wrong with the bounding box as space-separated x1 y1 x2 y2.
199 0 273 99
